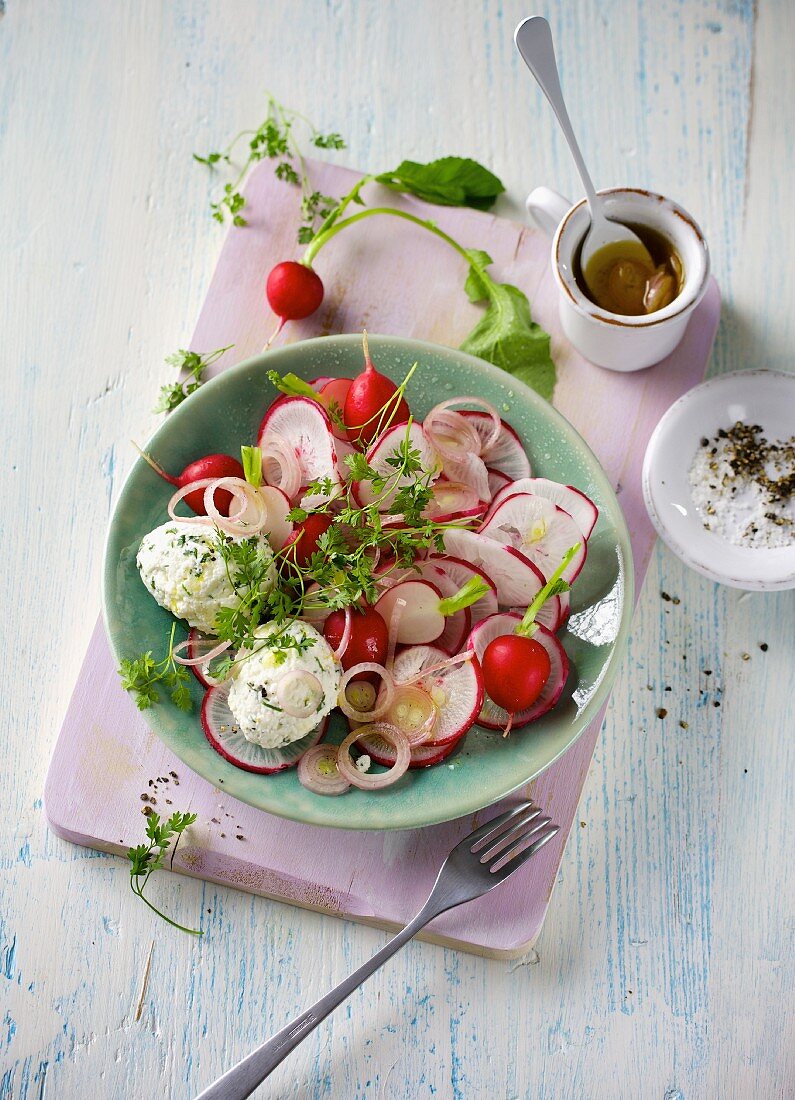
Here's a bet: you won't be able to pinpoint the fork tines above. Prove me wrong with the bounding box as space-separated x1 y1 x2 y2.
469 801 560 874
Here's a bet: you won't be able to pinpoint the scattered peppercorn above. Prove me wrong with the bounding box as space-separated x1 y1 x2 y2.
656 708 668 719
679 720 689 729
759 643 768 651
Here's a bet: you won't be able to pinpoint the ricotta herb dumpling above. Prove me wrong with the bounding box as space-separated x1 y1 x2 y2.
228 621 340 748
136 521 276 635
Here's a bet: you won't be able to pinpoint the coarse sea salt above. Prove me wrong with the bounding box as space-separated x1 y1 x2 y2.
689 422 795 549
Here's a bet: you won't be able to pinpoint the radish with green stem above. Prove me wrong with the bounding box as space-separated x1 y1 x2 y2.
471 545 578 735
134 447 244 516
343 332 411 448
375 575 491 646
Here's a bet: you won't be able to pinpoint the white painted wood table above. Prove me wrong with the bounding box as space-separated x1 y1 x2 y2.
1 2 793 1097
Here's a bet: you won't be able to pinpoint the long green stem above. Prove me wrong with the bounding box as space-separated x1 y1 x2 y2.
517 545 579 637
303 205 472 268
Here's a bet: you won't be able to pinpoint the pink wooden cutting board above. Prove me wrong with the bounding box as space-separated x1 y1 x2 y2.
44 160 720 956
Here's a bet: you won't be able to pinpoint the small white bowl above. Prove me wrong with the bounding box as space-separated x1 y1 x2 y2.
642 369 795 590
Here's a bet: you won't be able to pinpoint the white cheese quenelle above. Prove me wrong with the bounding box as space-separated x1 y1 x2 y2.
228 621 340 748
136 520 276 635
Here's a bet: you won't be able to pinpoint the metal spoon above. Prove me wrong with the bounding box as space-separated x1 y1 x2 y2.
514 16 653 287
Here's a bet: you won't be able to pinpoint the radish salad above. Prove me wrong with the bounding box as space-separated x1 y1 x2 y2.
123 335 598 797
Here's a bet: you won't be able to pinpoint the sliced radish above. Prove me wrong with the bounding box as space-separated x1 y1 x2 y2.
392 644 484 745
356 725 463 769
486 478 598 539
423 481 487 523
353 421 441 510
257 484 293 550
467 613 569 730
201 683 327 774
487 469 512 497
433 447 492 502
375 579 444 644
257 396 343 507
442 528 545 608
186 629 233 689
426 555 498 625
406 561 471 654
460 412 531 480
479 493 587 583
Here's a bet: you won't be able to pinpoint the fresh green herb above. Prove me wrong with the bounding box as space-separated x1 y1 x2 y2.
241 445 263 489
154 345 233 413
119 623 193 711
128 811 202 935
193 94 345 232
517 545 578 636
461 250 556 402
375 157 504 210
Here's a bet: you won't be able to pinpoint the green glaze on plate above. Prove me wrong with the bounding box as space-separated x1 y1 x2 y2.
103 335 633 830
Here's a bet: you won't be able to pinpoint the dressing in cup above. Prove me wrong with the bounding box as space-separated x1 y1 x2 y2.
528 186 710 372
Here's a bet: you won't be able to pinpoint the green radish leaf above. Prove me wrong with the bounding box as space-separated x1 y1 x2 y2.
460 257 556 402
376 158 505 210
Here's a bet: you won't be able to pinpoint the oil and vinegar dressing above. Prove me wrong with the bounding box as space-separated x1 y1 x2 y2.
576 223 684 316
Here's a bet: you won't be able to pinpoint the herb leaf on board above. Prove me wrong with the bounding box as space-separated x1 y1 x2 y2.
460 250 556 401
128 811 202 935
376 158 505 210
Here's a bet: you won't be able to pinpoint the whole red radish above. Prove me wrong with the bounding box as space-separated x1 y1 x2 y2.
344 332 410 448
282 513 334 568
481 635 551 713
324 605 389 678
266 261 324 334
139 450 245 516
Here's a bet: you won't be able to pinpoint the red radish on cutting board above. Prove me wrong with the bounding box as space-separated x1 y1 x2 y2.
266 261 324 339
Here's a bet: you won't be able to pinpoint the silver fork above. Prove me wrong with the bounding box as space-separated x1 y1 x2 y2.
195 801 559 1100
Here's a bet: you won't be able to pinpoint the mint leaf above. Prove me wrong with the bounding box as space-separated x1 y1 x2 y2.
460 259 556 402
376 158 504 211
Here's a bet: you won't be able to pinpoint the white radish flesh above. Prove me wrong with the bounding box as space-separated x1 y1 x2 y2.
427 555 498 625
375 579 444 644
460 412 532 480
442 528 545 608
479 493 587 583
257 396 343 507
467 613 569 730
355 421 441 510
486 477 598 539
201 683 327 773
258 485 293 550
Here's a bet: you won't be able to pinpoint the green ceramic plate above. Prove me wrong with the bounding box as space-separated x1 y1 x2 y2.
103 335 633 830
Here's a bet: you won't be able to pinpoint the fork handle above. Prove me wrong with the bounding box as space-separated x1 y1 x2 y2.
194 905 435 1099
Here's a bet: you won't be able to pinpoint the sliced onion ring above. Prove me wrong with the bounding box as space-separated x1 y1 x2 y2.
297 745 351 796
204 477 268 536
261 437 302 500
386 597 406 670
338 664 395 722
384 684 438 746
173 637 231 667
276 669 324 718
425 409 482 461
425 481 480 519
336 724 411 789
427 397 502 454
167 478 217 525
398 649 474 686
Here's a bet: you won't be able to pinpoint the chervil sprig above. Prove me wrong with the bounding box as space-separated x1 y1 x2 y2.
119 622 193 711
154 344 233 414
193 95 345 234
128 811 202 935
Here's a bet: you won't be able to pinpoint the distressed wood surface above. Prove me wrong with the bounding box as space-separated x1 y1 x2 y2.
1 1 793 1098
42 154 719 956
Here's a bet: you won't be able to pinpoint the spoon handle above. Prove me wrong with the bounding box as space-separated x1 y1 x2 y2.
514 17 601 217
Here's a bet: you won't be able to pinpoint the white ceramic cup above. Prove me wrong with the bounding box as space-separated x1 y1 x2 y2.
527 186 710 371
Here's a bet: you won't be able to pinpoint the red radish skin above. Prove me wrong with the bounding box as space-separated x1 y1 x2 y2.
344 336 410 448
481 635 551 714
323 605 389 678
151 453 245 516
283 513 333 568
266 261 324 334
